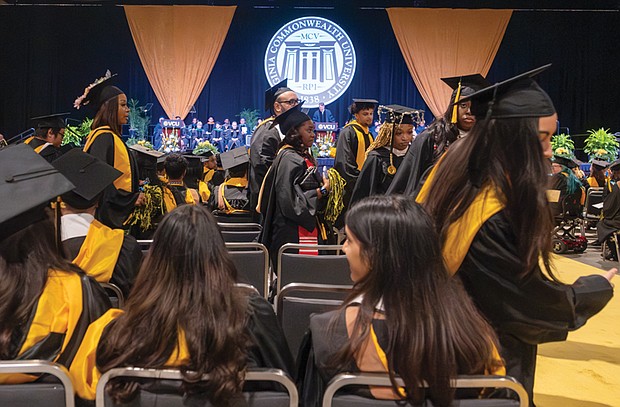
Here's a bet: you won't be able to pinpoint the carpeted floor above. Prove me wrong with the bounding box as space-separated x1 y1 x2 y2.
533 252 620 407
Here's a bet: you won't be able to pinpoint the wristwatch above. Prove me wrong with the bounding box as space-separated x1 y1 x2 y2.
319 186 329 197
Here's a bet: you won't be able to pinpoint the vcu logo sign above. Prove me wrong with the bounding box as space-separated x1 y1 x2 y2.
264 16 356 108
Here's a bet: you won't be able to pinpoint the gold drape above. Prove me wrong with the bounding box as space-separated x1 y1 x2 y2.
124 5 236 119
387 8 512 118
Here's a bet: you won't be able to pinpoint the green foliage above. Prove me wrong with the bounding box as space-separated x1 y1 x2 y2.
584 127 618 162
239 108 260 130
62 117 93 147
126 138 154 150
128 99 151 139
550 133 575 158
193 140 219 156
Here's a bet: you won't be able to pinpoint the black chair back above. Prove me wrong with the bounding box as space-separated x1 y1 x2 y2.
227 242 270 298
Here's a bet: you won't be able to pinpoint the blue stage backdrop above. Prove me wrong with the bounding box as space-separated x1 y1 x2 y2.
1 6 619 140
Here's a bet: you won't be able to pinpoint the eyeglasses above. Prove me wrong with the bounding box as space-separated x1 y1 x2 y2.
276 98 301 106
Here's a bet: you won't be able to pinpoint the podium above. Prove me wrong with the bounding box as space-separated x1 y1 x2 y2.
161 119 184 152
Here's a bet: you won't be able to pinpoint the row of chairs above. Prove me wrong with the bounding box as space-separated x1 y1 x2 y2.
0 360 528 407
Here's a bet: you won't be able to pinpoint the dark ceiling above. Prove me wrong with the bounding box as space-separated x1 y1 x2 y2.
2 0 619 11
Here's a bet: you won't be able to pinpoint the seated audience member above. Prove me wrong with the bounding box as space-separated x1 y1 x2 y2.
312 102 336 123
0 145 110 382
227 121 242 151
69 205 294 403
24 112 68 162
597 160 620 259
549 155 585 218
209 147 251 214
53 149 142 298
587 159 611 192
162 153 200 212
211 122 224 152
350 105 415 205
298 196 504 406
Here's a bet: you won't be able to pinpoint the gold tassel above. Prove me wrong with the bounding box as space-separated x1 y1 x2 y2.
125 185 164 232
325 168 346 223
450 79 462 124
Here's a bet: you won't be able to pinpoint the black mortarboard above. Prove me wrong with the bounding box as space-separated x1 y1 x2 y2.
129 144 166 164
458 64 556 120
52 149 122 209
608 160 620 171
219 147 250 171
0 144 75 241
30 112 70 129
383 105 422 125
350 98 378 114
74 70 123 112
552 155 576 169
129 144 166 185
271 105 311 136
441 74 491 97
265 79 291 113
592 159 610 170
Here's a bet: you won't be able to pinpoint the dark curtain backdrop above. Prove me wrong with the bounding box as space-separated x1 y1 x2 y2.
1 6 619 139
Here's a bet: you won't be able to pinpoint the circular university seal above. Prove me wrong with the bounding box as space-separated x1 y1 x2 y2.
264 16 357 109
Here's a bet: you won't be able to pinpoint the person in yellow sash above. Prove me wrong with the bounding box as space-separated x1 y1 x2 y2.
587 158 611 191
74 71 144 229
23 112 68 162
298 196 504 407
249 79 301 222
69 205 294 403
209 147 251 216
52 149 142 298
333 98 377 225
418 65 616 406
0 144 110 384
161 153 200 212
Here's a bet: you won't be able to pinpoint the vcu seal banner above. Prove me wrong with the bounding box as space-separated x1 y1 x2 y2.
264 16 356 108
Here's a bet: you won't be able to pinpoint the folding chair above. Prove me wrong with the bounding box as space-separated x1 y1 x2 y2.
584 187 604 227
212 210 254 224
95 367 298 407
136 239 153 256
277 283 352 357
277 244 352 295
0 360 75 407
219 222 262 243
101 282 125 309
227 242 270 298
322 373 528 407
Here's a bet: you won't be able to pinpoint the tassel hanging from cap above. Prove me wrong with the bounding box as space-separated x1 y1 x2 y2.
324 168 346 223
450 79 463 124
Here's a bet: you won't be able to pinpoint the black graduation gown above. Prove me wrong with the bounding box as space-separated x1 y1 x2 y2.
258 148 325 266
350 148 404 206
27 138 63 162
85 131 141 229
248 119 279 219
597 182 620 242
386 129 435 197
62 234 142 298
457 211 613 405
209 184 251 212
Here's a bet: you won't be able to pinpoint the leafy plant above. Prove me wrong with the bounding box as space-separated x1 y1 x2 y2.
584 128 618 162
193 140 219 156
126 138 154 150
550 133 575 158
239 108 260 130
128 99 151 139
62 117 93 146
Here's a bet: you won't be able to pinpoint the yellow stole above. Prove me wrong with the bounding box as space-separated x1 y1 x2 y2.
344 120 374 170
163 184 195 212
218 177 249 213
198 180 211 202
83 126 132 192
203 168 215 183
417 163 505 276
24 136 48 153
73 220 124 283
0 269 84 384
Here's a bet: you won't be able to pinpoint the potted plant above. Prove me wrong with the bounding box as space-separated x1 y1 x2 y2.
128 99 151 140
62 117 93 147
551 133 575 158
239 108 260 132
584 127 618 162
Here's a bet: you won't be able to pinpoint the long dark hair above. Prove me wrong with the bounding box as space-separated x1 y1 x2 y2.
332 196 501 406
425 106 460 162
422 117 554 279
0 214 82 359
97 205 249 405
92 95 122 136
280 120 316 165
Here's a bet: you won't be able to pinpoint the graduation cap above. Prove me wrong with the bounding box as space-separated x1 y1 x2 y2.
441 73 491 123
52 149 122 209
592 159 610 170
30 112 70 129
0 144 75 241
265 79 292 113
270 105 311 136
382 105 422 125
74 70 123 112
552 155 577 169
608 159 620 171
129 144 166 164
219 147 249 171
458 64 555 120
350 98 378 114
129 144 166 185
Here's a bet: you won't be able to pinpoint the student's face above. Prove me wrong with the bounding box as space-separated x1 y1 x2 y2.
274 91 300 116
117 94 129 125
456 101 475 131
355 108 374 127
538 113 558 159
343 226 370 283
48 128 64 147
298 120 315 148
393 124 414 150
204 155 217 170
551 162 563 174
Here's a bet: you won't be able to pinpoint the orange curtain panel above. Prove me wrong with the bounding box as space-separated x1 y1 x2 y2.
387 8 512 118
124 5 236 119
